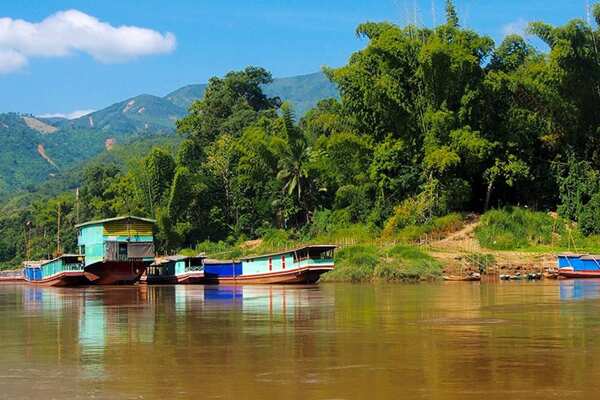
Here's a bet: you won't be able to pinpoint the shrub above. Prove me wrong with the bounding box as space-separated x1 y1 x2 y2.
321 244 379 283
256 228 292 249
579 193 600 236
375 245 442 282
334 184 373 223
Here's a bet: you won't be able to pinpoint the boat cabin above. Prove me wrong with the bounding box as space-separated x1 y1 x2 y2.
76 216 156 267
240 245 335 275
23 254 84 281
148 255 205 278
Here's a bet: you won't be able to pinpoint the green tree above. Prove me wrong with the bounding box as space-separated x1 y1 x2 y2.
143 148 176 212
177 66 280 147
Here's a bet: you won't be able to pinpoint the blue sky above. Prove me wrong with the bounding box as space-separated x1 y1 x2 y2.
0 0 592 116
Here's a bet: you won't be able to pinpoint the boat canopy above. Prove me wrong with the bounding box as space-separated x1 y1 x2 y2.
152 255 206 266
240 245 336 261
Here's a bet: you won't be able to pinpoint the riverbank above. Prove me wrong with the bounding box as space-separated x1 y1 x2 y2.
3 208 595 282
188 208 599 282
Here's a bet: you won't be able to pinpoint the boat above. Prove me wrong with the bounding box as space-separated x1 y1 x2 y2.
443 273 481 282
0 269 25 283
557 254 600 278
22 255 88 286
141 255 205 284
204 245 336 284
76 216 156 285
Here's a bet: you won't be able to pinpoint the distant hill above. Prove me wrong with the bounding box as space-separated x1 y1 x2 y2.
65 94 187 133
0 71 338 197
165 72 338 114
263 72 339 116
164 84 208 110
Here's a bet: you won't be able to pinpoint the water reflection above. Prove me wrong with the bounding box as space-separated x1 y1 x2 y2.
5 282 600 399
559 279 600 301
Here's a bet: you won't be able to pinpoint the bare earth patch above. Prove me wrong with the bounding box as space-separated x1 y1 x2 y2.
425 216 555 276
23 116 58 134
36 144 58 168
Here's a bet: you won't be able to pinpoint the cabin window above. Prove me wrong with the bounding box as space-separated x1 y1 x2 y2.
118 243 128 260
79 245 85 255
282 256 286 269
269 257 272 271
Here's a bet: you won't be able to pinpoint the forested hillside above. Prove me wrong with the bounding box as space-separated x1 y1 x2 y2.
3 1 600 269
0 72 338 197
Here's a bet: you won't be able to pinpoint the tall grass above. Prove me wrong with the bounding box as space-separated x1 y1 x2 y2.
322 243 442 283
475 207 562 250
394 213 464 243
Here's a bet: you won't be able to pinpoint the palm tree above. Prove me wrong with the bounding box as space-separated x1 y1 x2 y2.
276 103 312 222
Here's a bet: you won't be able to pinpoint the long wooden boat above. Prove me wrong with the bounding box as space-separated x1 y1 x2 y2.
76 216 156 285
204 245 335 284
141 255 205 284
557 254 600 279
443 273 481 282
23 255 88 287
0 269 25 283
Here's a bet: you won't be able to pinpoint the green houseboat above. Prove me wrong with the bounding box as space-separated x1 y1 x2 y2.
76 216 156 285
22 254 87 286
204 245 336 284
141 255 206 284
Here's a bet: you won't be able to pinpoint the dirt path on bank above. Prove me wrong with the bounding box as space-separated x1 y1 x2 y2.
426 216 556 275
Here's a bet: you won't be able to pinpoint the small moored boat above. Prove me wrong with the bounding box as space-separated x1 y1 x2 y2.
443 273 481 282
204 245 336 284
23 255 88 286
557 254 600 279
141 255 206 284
0 269 25 283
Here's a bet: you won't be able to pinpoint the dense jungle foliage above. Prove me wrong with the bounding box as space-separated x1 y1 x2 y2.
3 1 600 268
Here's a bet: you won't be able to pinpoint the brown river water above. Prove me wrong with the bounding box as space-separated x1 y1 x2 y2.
1 281 600 399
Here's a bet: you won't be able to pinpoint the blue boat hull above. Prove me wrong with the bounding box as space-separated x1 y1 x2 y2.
558 255 600 278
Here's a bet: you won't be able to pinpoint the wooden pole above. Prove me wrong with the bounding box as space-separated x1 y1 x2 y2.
75 188 80 225
57 203 61 256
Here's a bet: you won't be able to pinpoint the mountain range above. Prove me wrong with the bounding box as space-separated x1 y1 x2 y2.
0 72 338 197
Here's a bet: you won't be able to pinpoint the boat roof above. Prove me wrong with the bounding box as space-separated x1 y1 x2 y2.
240 245 336 261
22 260 48 268
24 254 82 268
75 215 156 228
152 255 206 266
41 254 83 266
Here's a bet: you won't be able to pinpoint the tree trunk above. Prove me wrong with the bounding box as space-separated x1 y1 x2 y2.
484 181 493 211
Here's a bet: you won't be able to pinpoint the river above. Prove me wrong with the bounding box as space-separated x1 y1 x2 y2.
1 281 599 399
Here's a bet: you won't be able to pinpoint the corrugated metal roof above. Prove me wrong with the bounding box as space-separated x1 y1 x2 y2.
240 245 336 261
75 215 156 228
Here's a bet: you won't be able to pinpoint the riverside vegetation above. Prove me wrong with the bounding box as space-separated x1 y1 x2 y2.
3 2 600 281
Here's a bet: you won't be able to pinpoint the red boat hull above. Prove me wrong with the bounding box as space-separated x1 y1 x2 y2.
559 270 600 279
24 271 89 287
207 266 334 285
140 271 205 285
176 272 205 284
84 261 146 285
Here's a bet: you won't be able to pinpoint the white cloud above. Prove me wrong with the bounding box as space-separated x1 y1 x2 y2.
0 9 176 73
502 18 528 37
38 109 95 120
0 49 27 73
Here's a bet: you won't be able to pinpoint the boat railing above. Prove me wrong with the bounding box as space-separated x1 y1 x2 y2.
185 265 204 273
